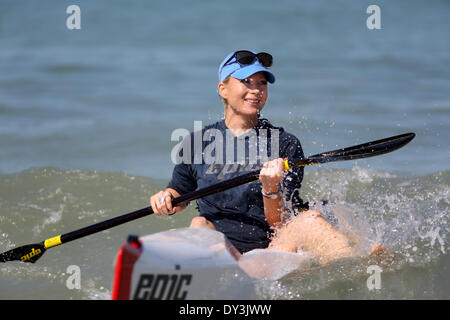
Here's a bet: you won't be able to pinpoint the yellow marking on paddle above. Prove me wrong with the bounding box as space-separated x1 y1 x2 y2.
283 159 290 171
286 160 321 169
44 235 62 249
20 247 42 262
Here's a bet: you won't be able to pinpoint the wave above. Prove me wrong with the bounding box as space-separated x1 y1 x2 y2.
0 166 448 299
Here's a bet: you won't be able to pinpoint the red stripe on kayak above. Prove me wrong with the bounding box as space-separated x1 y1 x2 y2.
111 240 142 300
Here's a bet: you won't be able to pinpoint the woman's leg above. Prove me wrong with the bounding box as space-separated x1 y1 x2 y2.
269 210 355 264
190 216 216 231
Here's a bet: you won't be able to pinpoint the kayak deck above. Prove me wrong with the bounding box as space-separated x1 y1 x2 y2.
111 227 318 300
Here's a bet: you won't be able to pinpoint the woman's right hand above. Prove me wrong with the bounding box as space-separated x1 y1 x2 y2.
150 188 186 216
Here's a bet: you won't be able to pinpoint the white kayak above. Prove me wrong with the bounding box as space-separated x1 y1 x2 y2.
111 227 318 300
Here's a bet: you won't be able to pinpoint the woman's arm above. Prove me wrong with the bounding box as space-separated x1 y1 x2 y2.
259 158 286 227
152 159 197 216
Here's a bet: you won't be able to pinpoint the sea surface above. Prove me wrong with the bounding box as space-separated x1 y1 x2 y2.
0 0 449 300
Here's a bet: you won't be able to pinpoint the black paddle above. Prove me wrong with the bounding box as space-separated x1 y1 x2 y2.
0 132 415 263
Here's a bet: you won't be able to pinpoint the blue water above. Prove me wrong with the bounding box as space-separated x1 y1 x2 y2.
1 0 448 179
0 0 449 299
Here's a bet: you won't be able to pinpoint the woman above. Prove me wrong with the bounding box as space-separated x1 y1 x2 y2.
150 50 385 264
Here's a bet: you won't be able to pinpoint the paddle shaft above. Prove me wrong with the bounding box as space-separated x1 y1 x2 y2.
60 169 260 245
58 132 416 246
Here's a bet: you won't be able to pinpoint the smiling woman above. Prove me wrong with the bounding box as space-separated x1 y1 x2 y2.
218 73 268 132
150 50 308 252
218 51 273 131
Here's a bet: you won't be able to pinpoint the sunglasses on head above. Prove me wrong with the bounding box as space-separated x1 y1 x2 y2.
224 50 273 68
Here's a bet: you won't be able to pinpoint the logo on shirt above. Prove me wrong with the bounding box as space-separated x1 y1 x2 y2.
205 162 263 180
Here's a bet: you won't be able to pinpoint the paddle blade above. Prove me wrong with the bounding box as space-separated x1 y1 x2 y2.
0 242 46 263
294 132 415 166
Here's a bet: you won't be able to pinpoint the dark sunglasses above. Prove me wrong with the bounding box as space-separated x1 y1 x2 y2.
224 50 273 68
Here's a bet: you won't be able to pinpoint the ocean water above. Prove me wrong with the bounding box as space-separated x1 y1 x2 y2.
0 0 449 300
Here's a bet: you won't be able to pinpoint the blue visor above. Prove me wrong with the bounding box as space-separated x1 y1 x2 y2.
218 51 275 83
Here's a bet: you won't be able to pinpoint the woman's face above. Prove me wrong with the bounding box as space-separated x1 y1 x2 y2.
218 71 268 117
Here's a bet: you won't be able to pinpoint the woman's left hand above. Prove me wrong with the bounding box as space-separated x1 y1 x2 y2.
259 158 285 194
